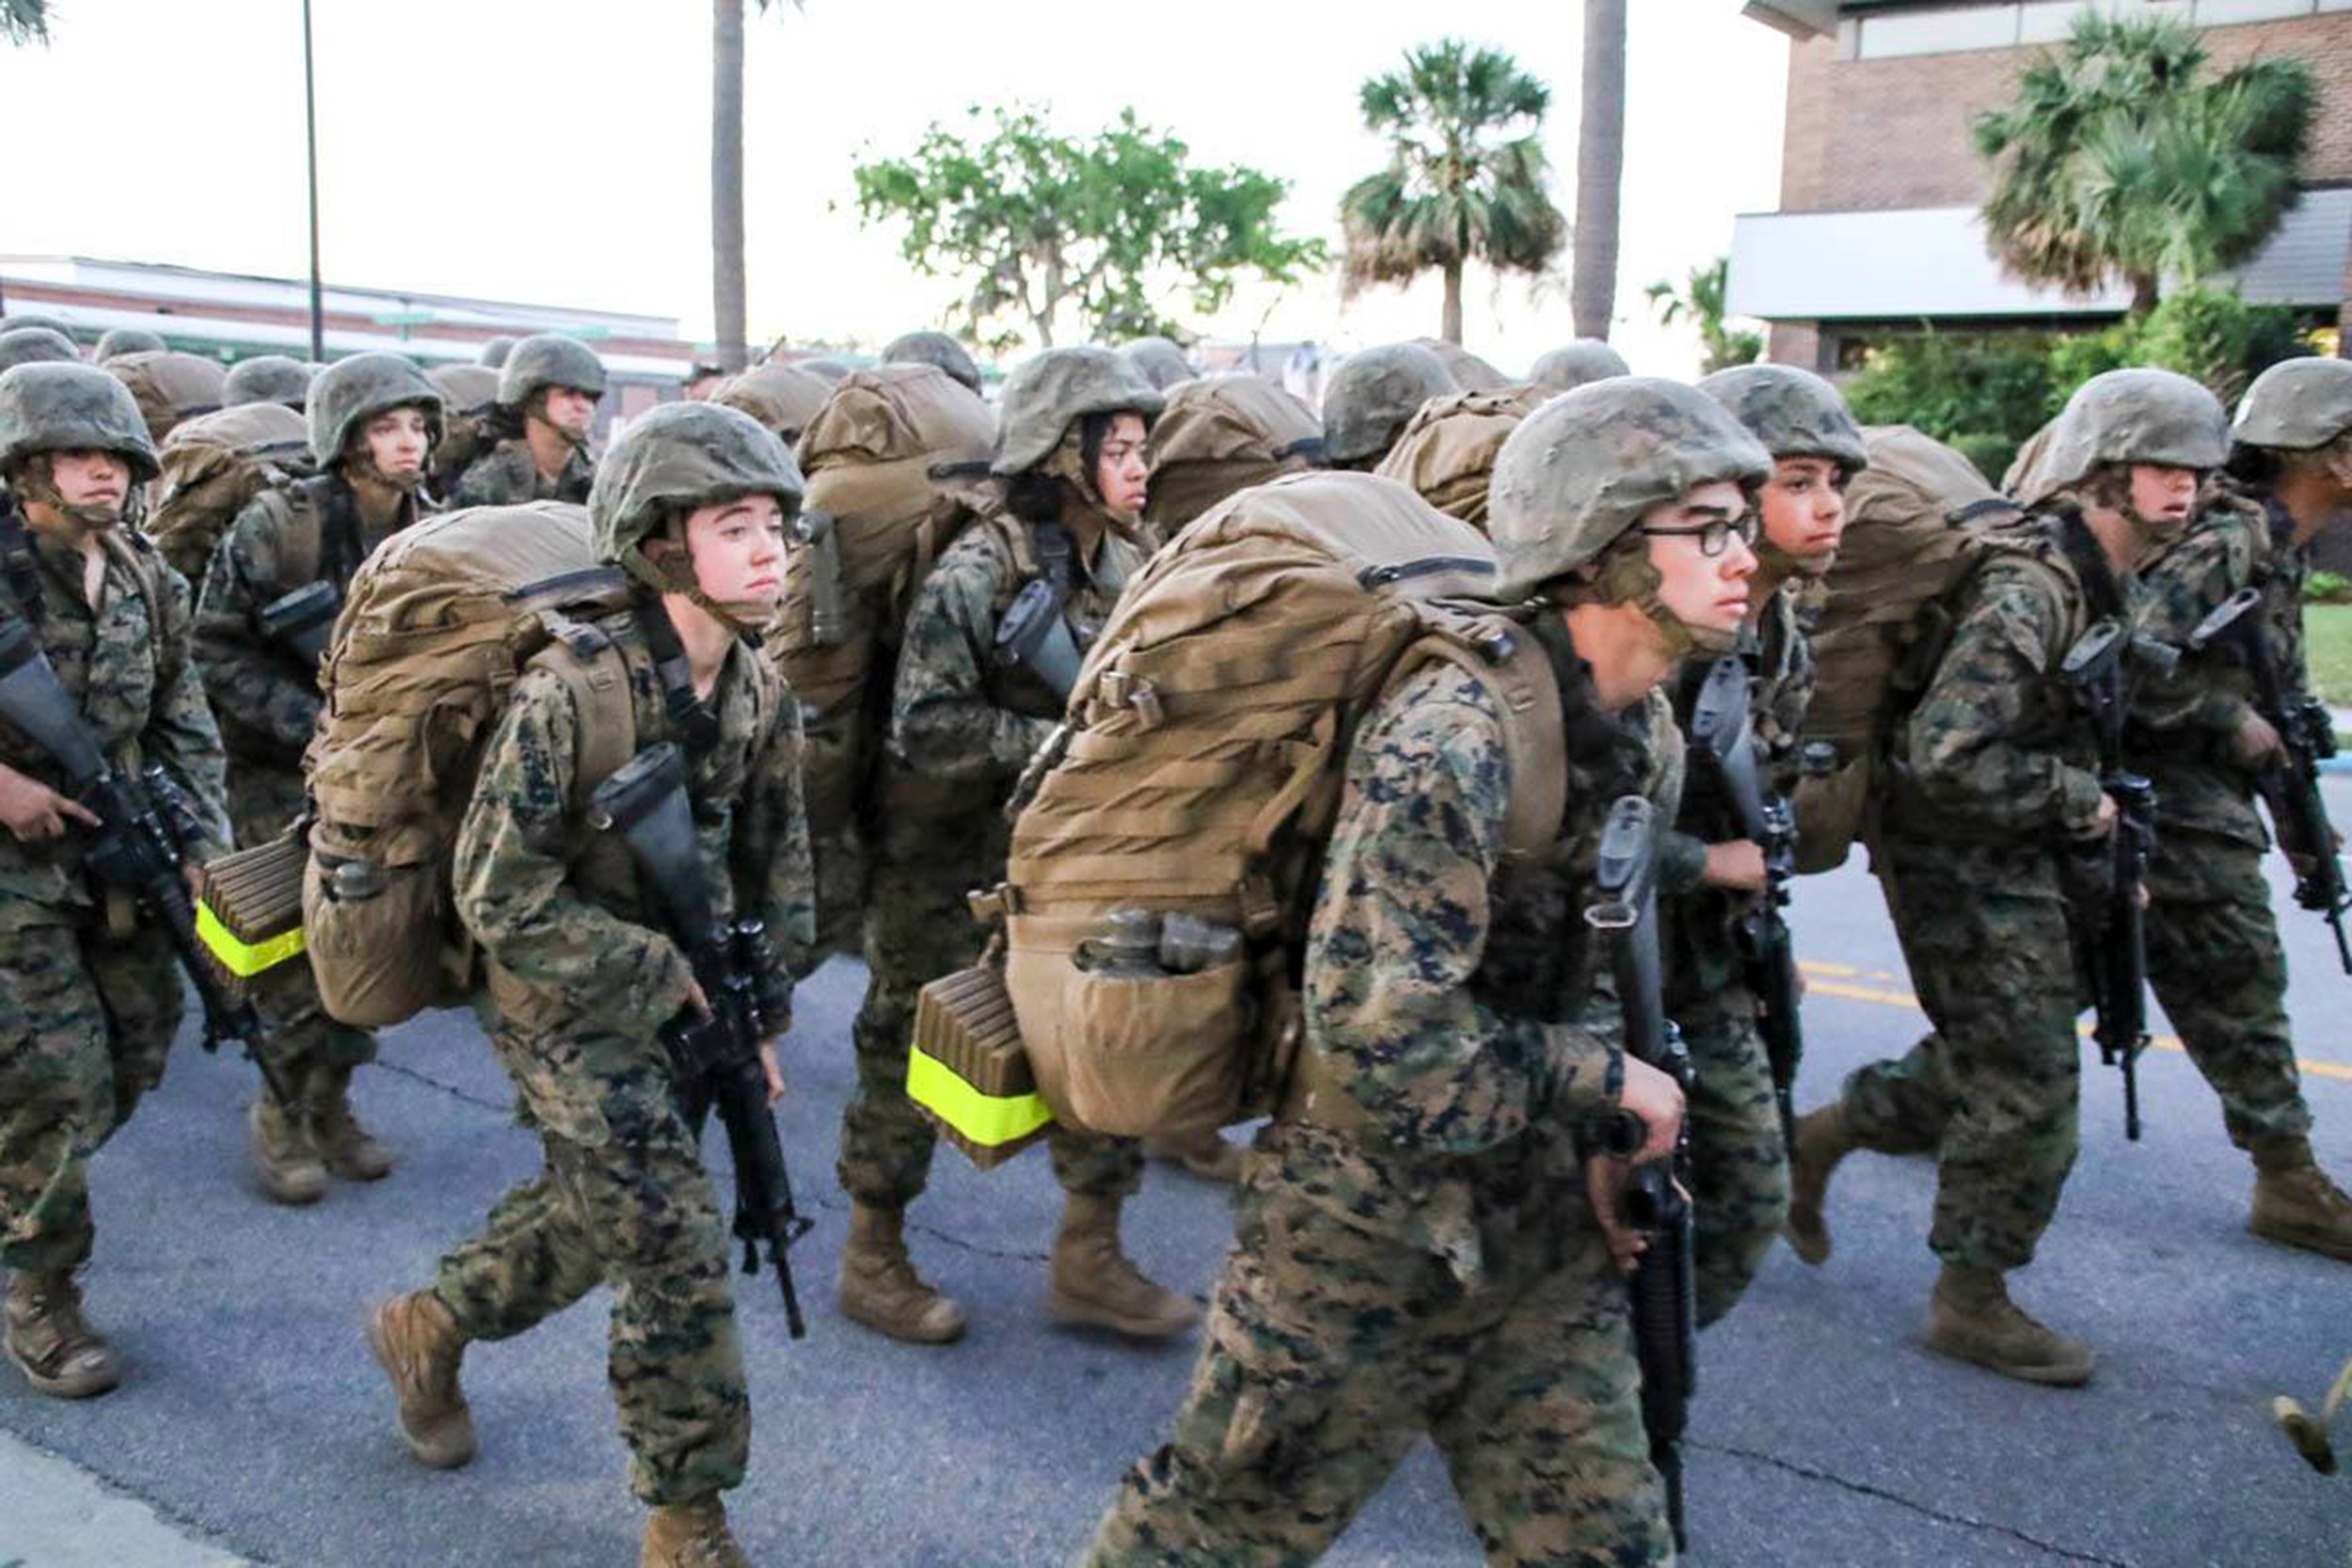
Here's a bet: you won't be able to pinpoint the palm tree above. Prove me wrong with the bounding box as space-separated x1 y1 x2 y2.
3 0 49 43
1340 40 1566 345
711 1 800 373
1572 0 1626 341
1974 11 2313 317
1645 258 1760 374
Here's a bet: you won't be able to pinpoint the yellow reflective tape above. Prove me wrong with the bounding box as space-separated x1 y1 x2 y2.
905 1044 1054 1148
195 901 307 978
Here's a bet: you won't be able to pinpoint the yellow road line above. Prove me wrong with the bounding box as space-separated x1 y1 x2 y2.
1798 963 2352 1085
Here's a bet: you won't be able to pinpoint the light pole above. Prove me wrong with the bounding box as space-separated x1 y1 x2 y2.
302 0 324 361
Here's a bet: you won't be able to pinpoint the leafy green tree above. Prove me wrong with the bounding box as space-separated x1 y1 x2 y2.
1644 257 1760 374
4 0 49 44
1843 328 2060 453
1974 11 2314 316
2047 285 2308 407
853 104 1326 350
1340 39 1566 345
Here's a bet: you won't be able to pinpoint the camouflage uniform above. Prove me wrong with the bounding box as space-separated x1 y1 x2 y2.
1661 585 1810 1324
0 523 229 1278
2128 489 2315 1155
1086 624 1677 1567
426 612 814 1507
840 513 1148 1208
450 437 594 508
1834 515 2128 1272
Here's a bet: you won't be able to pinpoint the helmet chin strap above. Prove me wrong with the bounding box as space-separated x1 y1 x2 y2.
12 459 130 531
1581 536 1739 659
620 531 774 639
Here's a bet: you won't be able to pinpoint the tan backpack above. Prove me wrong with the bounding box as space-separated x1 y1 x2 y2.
1797 424 2025 871
147 402 317 588
1141 374 1324 538
779 362 996 954
1373 385 1547 531
300 501 638 1027
987 470 1565 1139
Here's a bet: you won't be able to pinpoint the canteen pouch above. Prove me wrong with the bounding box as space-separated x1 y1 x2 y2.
1051 954 1252 1139
909 963 1053 1168
1791 752 1875 875
302 848 449 1028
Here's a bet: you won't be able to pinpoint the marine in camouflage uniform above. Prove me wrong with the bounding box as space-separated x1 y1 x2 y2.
1662 366 1865 1326
2126 357 2352 1260
367 402 812 1567
836 345 1192 1347
194 353 442 1204
1087 377 1768 1567
1320 342 1457 471
451 333 601 507
1791 369 2232 1387
0 363 230 1400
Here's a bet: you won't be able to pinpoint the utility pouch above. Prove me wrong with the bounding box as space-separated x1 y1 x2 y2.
909 963 1053 1168
194 827 310 1001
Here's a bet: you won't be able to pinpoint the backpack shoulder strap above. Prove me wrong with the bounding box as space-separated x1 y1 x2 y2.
1385 607 1566 865
529 612 639 797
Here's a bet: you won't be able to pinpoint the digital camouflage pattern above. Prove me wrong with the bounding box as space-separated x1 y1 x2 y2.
841 511 1148 1208
308 354 443 468
0 328 82 373
1695 365 1868 473
991 346 1165 477
1086 627 1676 1566
2029 369 2230 504
882 329 983 395
452 437 595 509
428 613 814 1508
0 363 161 482
1319 342 1456 468
1663 588 1813 1323
2233 357 2352 453
496 334 608 408
1529 340 1630 393
1118 337 1193 393
93 327 166 362
2126 488 2315 1154
1490 376 1772 602
0 525 227 1277
1835 514 2129 1272
223 356 313 411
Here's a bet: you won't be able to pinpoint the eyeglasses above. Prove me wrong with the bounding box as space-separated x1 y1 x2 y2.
1637 512 1760 558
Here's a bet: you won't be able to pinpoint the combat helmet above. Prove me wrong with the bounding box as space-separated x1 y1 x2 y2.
1696 364 1868 473
0 326 82 372
991 345 1165 477
3 314 76 341
478 337 517 368
883 330 983 395
1411 338 1509 392
95 326 167 361
308 353 443 468
2233 358 2352 453
1322 342 1457 467
1529 341 1630 393
1118 336 1193 392
795 356 852 383
224 355 315 411
1490 375 1770 603
2026 368 2229 506
0 361 163 483
591 401 803 619
497 334 608 410
713 362 836 447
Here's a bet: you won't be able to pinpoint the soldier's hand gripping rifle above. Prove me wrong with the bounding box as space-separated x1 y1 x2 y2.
0 615 294 1109
592 741 812 1339
2061 619 2172 1143
1584 794 1697 1553
2190 586 2351 974
1688 656 1804 1155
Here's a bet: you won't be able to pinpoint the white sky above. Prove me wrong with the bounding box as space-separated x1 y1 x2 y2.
0 0 1788 379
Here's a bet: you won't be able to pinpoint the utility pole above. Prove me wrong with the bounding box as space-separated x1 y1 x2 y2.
303 0 325 361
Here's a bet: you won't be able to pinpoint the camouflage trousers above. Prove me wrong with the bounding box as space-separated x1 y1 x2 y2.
430 1019 745 1508
0 895 182 1275
228 762 375 1085
1839 838 2081 1274
1672 980 1789 1327
1085 1125 1671 1567
2144 824 2312 1157
837 840 1141 1209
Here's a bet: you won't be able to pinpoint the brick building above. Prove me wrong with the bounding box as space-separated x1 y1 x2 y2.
1729 1 2352 370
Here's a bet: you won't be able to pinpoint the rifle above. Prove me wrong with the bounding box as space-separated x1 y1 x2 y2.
0 614 294 1110
1687 656 1804 1155
591 741 811 1339
256 580 340 669
2061 619 2173 1143
1584 794 1697 1553
2189 585 2351 974
993 520 1083 700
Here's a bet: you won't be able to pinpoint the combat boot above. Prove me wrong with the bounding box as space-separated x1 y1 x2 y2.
1046 1193 1200 1339
366 1290 477 1468
1784 1102 1853 1266
1923 1264 2095 1386
837 1201 966 1345
248 1092 328 1206
306 1063 396 1182
2250 1139 2352 1263
3 1271 120 1399
1143 1129 1246 1185
641 1496 751 1568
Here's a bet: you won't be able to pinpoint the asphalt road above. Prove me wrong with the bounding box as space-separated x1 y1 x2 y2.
7 790 2352 1567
